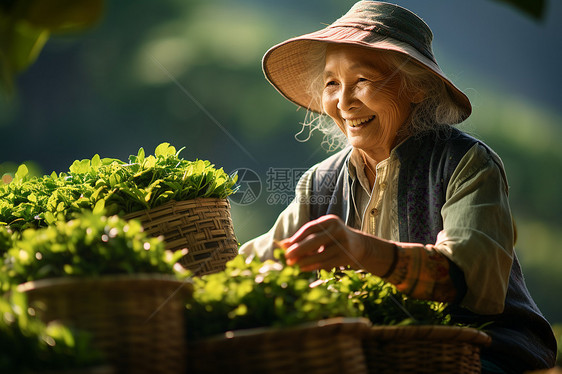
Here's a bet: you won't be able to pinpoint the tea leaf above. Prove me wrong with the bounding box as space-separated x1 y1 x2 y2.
0 143 237 231
14 164 29 181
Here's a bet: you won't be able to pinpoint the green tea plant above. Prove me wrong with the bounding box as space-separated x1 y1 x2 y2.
185 250 454 340
0 211 189 290
0 142 238 231
0 225 17 257
185 251 360 340
0 292 105 373
319 269 451 326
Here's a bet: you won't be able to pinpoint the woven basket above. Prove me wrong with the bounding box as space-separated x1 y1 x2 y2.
124 198 238 276
187 317 372 374
363 325 492 374
17 275 192 374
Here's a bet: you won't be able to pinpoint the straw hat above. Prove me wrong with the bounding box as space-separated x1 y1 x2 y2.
262 1 471 122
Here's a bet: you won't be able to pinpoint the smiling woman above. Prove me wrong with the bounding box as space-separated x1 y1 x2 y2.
239 1 558 373
288 42 466 153
321 45 415 165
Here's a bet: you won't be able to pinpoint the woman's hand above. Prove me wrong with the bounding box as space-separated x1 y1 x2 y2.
281 214 373 272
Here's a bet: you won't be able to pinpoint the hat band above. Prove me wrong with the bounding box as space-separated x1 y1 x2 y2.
327 22 436 63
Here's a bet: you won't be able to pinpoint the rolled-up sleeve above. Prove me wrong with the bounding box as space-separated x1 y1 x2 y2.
434 143 514 314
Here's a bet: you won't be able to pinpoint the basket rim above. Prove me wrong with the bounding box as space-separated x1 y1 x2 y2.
198 317 373 342
368 324 491 346
123 197 231 219
16 273 193 294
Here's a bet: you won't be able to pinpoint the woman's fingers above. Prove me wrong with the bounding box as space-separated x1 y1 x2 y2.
291 243 342 271
283 214 364 270
285 232 332 265
275 238 291 249
284 215 342 260
286 215 341 247
278 215 396 275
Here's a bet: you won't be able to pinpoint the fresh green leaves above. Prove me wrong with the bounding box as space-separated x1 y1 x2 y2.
0 211 190 289
0 225 17 257
13 164 28 181
319 270 451 326
0 143 238 231
0 292 105 373
185 251 359 340
185 250 452 340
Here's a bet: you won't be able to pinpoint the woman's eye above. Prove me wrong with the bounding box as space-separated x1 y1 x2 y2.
325 81 337 87
358 77 369 82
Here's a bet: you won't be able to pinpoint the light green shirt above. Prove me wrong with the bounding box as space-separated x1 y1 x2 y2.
240 143 514 314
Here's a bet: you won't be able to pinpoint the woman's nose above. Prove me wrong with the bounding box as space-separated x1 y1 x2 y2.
337 86 360 111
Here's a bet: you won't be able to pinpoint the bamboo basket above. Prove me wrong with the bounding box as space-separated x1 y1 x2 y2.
18 275 192 374
124 198 238 276
363 325 492 374
187 318 372 374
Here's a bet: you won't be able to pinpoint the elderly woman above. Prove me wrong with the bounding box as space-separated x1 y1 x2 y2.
240 1 557 372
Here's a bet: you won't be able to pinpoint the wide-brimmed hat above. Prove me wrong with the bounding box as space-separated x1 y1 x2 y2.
262 1 471 122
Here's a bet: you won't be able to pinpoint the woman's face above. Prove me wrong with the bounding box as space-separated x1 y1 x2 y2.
322 44 414 158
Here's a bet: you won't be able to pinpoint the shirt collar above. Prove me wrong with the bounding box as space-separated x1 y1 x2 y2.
347 138 408 191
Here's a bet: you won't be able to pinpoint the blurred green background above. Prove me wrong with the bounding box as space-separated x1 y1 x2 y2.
1 0 561 331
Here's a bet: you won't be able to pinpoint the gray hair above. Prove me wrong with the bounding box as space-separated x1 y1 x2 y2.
295 44 465 151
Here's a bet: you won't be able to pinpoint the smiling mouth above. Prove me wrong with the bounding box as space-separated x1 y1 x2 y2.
346 116 375 128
